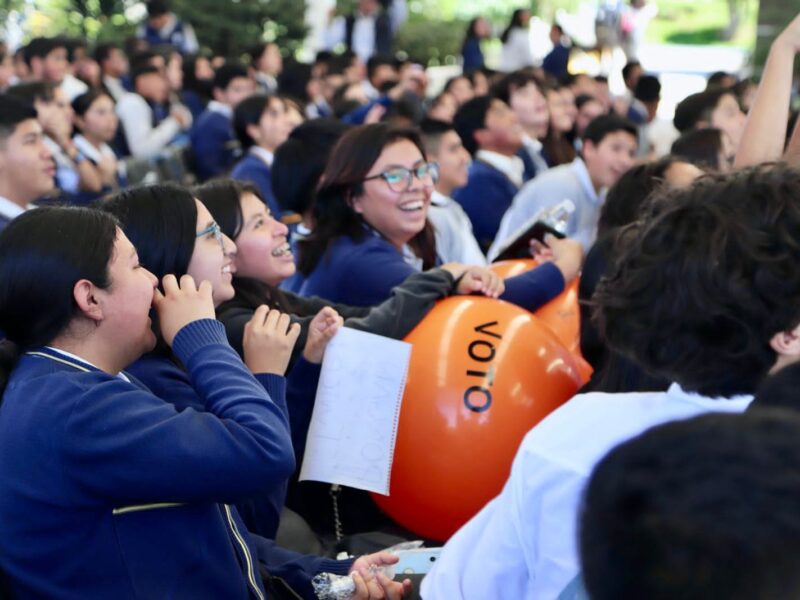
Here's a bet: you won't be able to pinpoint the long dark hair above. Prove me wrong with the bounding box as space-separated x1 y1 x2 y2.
500 9 527 44
98 184 198 354
0 207 117 395
193 179 292 314
297 123 437 276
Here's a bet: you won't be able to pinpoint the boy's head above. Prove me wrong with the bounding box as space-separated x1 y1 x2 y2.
581 410 800 600
574 94 606 138
443 75 474 107
594 165 800 397
581 114 637 190
131 64 169 104
366 55 397 92
673 88 745 149
452 95 522 157
0 94 54 206
24 37 69 84
234 94 291 152
249 42 283 77
211 63 255 108
491 72 549 139
7 81 73 142
146 0 171 29
622 60 642 92
634 75 661 122
420 118 470 194
93 43 128 79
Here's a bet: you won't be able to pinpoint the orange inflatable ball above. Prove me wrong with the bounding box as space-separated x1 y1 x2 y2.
372 296 584 542
490 259 583 357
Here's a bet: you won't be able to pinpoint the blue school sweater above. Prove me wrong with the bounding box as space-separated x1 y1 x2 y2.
231 153 283 219
452 160 520 252
0 319 350 599
126 348 290 540
190 108 237 181
299 230 565 309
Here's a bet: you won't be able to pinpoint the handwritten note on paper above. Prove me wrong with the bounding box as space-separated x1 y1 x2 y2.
299 327 412 495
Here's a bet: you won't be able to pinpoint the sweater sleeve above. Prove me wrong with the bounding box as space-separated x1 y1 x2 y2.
62 319 295 506
500 262 565 312
335 242 419 306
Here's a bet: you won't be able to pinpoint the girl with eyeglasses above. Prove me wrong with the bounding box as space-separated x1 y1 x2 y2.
296 123 579 311
97 184 412 599
194 178 504 539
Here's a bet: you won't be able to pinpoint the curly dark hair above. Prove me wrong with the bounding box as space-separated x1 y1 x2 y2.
593 164 800 398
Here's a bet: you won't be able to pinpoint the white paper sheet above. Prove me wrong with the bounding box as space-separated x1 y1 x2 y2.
299 327 412 495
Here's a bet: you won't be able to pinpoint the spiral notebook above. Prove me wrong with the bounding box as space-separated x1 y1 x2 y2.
299 327 411 496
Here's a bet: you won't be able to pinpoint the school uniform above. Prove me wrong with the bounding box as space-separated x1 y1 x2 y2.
0 196 27 234
298 226 565 311
421 384 753 599
189 101 238 181
231 147 282 219
0 320 350 599
452 151 523 252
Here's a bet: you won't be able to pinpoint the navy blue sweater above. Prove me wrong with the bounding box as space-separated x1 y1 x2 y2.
452 159 520 252
190 109 237 181
231 153 283 219
0 320 350 599
299 230 565 310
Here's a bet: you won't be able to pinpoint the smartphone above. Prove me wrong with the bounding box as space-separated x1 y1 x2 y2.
392 548 442 575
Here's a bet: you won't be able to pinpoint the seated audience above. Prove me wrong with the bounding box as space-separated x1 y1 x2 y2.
491 114 637 255
95 42 130 102
24 36 88 100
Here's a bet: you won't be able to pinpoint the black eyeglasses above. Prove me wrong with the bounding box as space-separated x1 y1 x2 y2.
363 161 440 193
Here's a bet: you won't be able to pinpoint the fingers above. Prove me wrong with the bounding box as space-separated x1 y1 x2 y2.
161 274 179 295
286 321 302 345
377 573 409 600
352 572 369 599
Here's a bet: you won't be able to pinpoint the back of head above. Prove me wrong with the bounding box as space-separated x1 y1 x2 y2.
634 75 660 104
596 156 680 237
272 118 350 215
419 117 454 155
582 113 638 147
98 184 197 281
0 207 117 393
752 362 800 412
233 93 271 150
594 165 800 397
147 0 170 18
670 128 724 171
0 93 39 141
452 95 493 156
580 410 800 600
673 88 729 133
7 80 56 106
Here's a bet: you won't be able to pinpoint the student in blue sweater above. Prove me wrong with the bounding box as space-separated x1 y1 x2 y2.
450 95 529 252
297 123 583 309
232 94 294 218
99 183 332 541
189 63 255 181
0 207 411 599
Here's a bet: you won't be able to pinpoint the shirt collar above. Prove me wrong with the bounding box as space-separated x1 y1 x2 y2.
521 133 543 153
249 146 274 167
430 189 451 207
475 150 524 188
41 346 130 382
666 382 753 407
571 157 603 205
0 195 30 220
207 100 233 118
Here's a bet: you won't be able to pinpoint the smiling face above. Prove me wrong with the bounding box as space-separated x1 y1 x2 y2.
233 191 296 286
584 130 638 191
352 139 434 249
97 228 159 364
186 200 237 306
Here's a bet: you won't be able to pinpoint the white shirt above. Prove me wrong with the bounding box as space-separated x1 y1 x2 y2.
500 28 535 72
206 100 233 119
60 74 88 102
421 383 753 599
0 195 28 222
249 146 274 167
325 13 376 64
475 150 525 188
102 75 127 102
115 92 184 159
520 134 550 177
428 190 487 265
489 157 601 258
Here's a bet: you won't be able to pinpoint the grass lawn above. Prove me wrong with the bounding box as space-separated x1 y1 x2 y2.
644 0 758 48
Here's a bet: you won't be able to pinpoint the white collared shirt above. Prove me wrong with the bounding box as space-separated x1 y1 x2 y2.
0 195 28 222
206 100 233 119
249 146 274 167
44 346 130 382
428 190 487 265
475 149 525 188
422 383 753 599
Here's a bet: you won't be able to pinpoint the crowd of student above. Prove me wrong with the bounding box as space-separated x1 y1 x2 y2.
1 0 800 597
